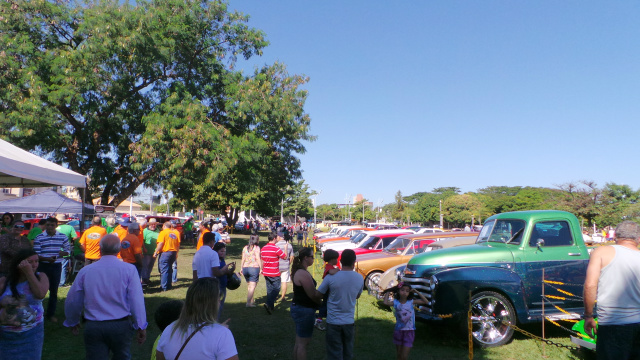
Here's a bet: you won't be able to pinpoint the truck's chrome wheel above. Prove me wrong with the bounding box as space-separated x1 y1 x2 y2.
469 291 516 347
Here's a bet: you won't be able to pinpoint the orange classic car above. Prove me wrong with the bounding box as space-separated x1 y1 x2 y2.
355 232 479 290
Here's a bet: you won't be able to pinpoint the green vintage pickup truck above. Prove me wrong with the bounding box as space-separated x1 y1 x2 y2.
402 210 589 347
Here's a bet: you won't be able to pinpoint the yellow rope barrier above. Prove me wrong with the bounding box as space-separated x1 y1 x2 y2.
556 288 576 297
542 280 564 285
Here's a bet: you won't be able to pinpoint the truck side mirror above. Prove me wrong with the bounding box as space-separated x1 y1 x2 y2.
536 238 545 249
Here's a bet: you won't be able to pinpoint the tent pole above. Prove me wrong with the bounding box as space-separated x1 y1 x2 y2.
80 187 86 231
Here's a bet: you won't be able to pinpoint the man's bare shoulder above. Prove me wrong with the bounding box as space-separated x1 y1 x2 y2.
589 245 617 267
590 245 616 256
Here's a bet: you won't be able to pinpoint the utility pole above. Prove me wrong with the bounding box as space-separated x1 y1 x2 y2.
439 199 443 229
313 190 322 229
280 197 284 224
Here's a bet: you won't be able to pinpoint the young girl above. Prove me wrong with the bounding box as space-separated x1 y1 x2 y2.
383 282 428 360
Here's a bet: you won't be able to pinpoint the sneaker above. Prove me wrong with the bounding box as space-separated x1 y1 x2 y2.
263 304 272 315
314 318 326 331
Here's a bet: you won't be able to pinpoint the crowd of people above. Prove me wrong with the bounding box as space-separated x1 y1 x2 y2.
0 213 369 360
6 210 638 360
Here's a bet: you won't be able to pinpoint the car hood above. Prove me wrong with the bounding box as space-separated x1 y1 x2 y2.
406 243 515 278
356 251 395 262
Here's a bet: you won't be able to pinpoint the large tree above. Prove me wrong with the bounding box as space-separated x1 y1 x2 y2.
0 0 313 215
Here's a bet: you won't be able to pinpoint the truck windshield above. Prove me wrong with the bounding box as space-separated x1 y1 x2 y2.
476 219 525 244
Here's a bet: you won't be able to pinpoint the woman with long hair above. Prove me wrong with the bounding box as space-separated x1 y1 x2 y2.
0 212 14 235
240 235 262 307
0 248 49 360
0 220 31 276
156 277 238 360
290 247 320 360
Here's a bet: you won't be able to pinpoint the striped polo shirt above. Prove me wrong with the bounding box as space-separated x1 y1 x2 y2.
33 231 71 264
260 243 286 277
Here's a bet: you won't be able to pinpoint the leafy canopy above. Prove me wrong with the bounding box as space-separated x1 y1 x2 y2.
0 0 314 214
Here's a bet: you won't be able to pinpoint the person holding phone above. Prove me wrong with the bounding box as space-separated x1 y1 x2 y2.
212 242 235 321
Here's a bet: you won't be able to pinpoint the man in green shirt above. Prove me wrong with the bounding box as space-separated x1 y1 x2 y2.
56 214 79 286
183 217 194 246
27 218 46 242
142 218 160 286
103 216 117 234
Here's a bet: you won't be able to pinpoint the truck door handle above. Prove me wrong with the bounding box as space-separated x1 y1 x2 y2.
568 253 582 256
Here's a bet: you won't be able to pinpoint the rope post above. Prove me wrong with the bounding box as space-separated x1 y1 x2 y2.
542 268 546 358
468 290 473 360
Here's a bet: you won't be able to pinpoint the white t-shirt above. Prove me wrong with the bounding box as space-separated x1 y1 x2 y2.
192 246 220 279
157 322 238 360
317 270 364 325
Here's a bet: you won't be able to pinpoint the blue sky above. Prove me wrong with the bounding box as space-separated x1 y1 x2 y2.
229 1 640 206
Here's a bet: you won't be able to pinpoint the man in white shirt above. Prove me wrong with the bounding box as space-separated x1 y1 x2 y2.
192 232 232 280
316 249 364 360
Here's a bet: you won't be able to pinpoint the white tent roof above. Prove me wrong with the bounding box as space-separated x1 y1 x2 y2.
0 190 93 214
0 138 86 188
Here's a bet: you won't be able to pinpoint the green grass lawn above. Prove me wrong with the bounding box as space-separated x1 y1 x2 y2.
41 233 591 360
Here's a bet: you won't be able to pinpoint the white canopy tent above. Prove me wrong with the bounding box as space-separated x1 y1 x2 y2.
0 190 93 214
0 138 86 188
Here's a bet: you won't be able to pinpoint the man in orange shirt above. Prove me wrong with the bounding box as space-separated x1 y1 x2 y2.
153 222 180 291
80 216 107 266
196 221 211 250
120 222 143 277
114 219 130 240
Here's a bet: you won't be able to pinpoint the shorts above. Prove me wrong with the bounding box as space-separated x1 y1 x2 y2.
393 330 415 347
596 322 640 360
290 304 316 338
280 270 291 283
242 267 260 283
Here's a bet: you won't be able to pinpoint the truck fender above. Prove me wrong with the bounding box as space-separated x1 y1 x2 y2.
431 266 529 321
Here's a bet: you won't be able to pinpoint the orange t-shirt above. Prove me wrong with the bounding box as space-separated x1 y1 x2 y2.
159 229 181 252
119 233 142 264
114 225 128 240
80 225 107 260
196 229 211 250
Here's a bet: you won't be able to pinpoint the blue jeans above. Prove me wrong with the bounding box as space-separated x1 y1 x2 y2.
318 291 329 318
0 322 44 360
172 259 178 283
141 254 155 282
596 322 640 360
326 323 355 360
59 257 69 286
264 276 280 310
84 319 134 360
218 287 227 321
37 262 61 318
291 304 316 338
158 252 176 291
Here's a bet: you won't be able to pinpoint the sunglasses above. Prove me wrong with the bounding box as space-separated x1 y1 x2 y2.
13 225 25 229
